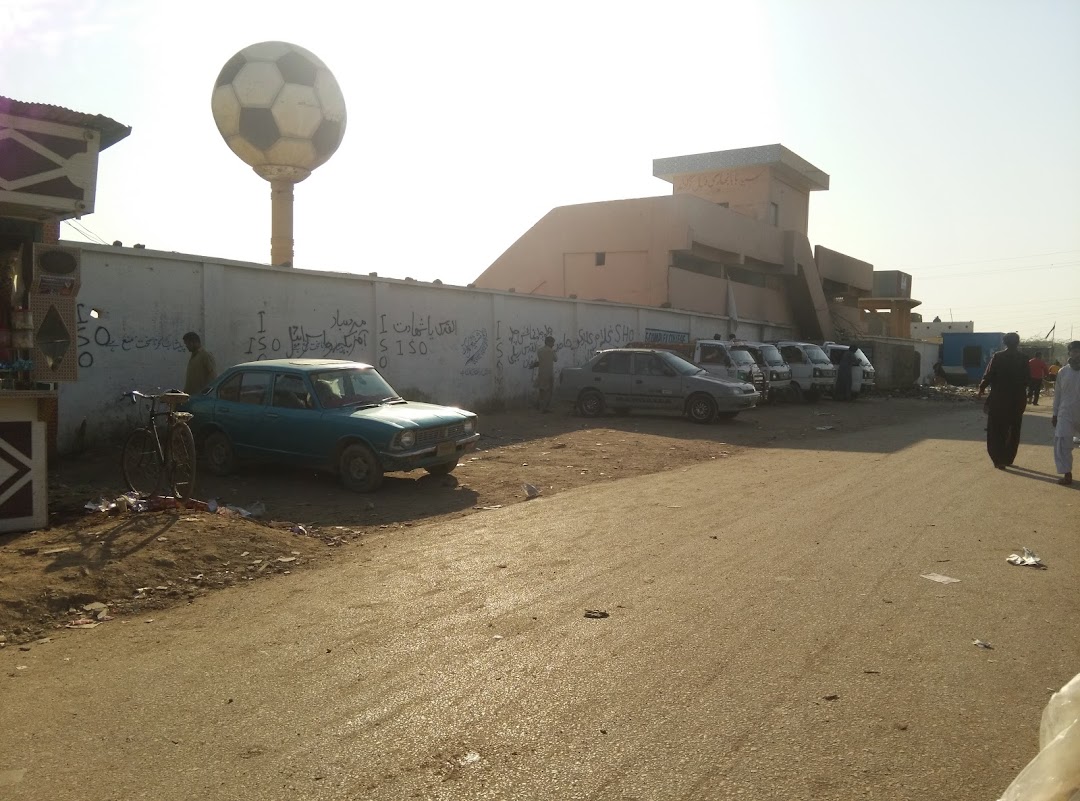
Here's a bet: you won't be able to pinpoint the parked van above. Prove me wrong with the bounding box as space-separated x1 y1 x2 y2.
821 342 876 397
729 341 792 402
773 340 836 402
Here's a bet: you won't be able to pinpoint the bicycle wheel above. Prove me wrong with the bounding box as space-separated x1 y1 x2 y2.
121 428 164 497
167 424 197 499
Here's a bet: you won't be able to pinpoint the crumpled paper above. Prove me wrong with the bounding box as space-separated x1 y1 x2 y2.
1006 547 1046 569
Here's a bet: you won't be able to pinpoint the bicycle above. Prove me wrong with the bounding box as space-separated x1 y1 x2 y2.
120 390 197 499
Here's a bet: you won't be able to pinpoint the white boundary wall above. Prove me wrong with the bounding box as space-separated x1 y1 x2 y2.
59 245 796 451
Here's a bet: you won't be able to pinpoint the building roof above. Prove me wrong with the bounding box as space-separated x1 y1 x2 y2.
0 96 131 150
653 144 830 192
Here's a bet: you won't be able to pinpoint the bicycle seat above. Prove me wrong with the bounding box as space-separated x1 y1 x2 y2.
160 391 190 405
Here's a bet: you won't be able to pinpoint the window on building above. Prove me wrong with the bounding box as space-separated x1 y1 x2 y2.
595 252 606 267
768 202 779 226
962 346 983 369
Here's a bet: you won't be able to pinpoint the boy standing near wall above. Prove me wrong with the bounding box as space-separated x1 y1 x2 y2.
1050 341 1080 486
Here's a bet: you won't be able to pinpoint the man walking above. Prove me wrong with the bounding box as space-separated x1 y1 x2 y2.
977 332 1028 469
183 331 217 396
1028 349 1049 405
531 335 557 413
1050 341 1080 486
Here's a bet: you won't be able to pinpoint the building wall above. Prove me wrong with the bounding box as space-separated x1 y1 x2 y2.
58 244 796 451
667 268 791 323
814 246 873 292
475 194 793 309
911 321 974 340
669 166 771 222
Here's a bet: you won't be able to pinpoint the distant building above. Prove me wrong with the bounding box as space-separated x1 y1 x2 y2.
911 320 975 341
474 144 920 340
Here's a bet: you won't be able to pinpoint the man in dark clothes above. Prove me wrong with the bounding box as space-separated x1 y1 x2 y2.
833 346 855 401
977 332 1029 469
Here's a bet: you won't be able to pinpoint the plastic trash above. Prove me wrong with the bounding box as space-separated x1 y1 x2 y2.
921 572 961 584
1007 547 1046 568
997 671 1080 801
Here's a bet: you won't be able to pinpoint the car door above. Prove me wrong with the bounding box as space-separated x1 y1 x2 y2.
211 370 271 457
632 353 682 410
588 352 633 408
262 372 326 464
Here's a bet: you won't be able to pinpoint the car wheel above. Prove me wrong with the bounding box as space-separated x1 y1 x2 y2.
424 459 458 476
686 393 717 424
788 383 803 403
578 389 605 417
202 430 236 476
339 443 383 493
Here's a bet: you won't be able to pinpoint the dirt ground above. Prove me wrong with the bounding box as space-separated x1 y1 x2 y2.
0 387 978 645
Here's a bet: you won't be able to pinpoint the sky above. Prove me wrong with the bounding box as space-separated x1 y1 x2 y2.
2 0 1078 341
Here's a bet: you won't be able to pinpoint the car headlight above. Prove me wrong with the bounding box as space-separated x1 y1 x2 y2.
463 417 476 434
398 430 416 448
813 368 822 377
770 371 779 381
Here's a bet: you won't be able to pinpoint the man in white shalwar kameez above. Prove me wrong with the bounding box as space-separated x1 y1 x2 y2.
1050 341 1080 486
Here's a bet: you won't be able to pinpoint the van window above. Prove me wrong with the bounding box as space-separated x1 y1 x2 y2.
699 344 731 366
780 345 806 364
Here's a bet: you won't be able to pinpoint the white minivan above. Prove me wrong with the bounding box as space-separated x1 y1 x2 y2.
821 342 876 397
773 340 837 402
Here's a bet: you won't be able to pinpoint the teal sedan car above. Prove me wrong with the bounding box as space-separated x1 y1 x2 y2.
187 359 479 492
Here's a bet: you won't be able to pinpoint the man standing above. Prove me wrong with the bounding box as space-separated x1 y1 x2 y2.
532 335 557 413
977 332 1028 469
1050 341 1080 486
183 331 217 396
1027 349 1049 405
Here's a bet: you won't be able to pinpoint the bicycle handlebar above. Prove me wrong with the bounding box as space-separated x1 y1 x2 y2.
121 389 189 404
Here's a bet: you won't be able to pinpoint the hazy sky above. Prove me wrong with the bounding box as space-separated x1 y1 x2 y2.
3 0 1078 340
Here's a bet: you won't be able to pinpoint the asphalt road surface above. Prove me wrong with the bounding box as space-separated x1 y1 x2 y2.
2 404 1077 800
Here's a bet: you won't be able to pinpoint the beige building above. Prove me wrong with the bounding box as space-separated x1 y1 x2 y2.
474 144 919 340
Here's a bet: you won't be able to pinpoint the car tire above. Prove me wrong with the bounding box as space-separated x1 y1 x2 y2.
424 459 458 476
686 393 717 424
578 389 605 418
339 443 384 493
788 383 803 403
202 430 237 476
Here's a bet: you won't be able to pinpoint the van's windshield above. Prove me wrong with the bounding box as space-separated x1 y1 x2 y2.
803 345 832 366
758 344 785 367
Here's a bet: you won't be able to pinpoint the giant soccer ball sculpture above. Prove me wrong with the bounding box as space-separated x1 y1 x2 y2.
211 41 346 266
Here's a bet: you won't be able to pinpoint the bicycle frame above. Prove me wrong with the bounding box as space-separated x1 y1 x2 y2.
121 390 196 498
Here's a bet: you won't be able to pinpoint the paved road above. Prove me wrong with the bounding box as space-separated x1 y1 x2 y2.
2 404 1077 800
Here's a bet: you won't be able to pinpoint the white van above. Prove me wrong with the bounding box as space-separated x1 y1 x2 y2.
729 341 792 402
821 342 876 397
773 340 837 402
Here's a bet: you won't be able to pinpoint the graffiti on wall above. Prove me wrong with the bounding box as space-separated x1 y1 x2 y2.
76 303 187 369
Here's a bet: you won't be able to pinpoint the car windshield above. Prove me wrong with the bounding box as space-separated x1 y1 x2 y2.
851 348 872 367
311 367 401 408
803 345 832 366
758 344 786 367
729 348 757 368
656 350 704 376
